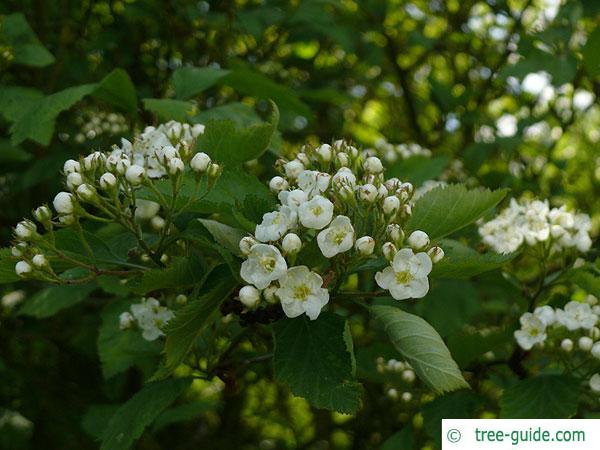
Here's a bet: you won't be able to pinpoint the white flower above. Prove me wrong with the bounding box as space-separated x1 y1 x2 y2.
125 165 145 185
63 159 81 174
190 152 211 173
135 199 160 220
514 312 547 350
297 170 331 197
239 285 261 309
382 242 397 260
282 233 302 254
278 189 308 211
332 167 356 189
15 261 32 277
255 206 296 242
130 297 174 341
276 266 329 320
317 215 355 258
99 172 117 190
298 195 334 230
555 301 597 331
53 192 75 214
316 143 332 162
375 248 432 300
1 290 25 309
363 156 383 173
382 196 400 215
590 374 600 393
355 236 375 255
357 184 378 202
533 305 555 327
407 230 430 250
240 244 287 289
269 176 289 193
284 159 304 179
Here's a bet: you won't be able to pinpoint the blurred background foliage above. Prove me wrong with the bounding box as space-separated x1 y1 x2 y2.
1 0 599 449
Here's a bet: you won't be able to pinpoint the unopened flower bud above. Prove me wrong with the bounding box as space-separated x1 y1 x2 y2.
386 224 403 243
382 242 397 260
263 285 279 304
58 214 76 225
126 165 145 185
358 184 378 202
100 172 117 190
407 230 430 250
32 254 48 268
83 152 103 171
269 176 289 193
382 196 400 215
402 369 416 383
175 294 188 305
401 392 413 402
384 178 401 191
53 192 76 215
119 311 135 329
11 243 28 257
283 160 304 179
296 153 310 166
76 183 97 202
66 172 84 189
190 152 211 173
592 327 600 340
15 220 36 240
150 216 166 231
239 236 257 255
15 261 32 277
162 146 179 161
561 338 573 352
168 158 185 175
335 152 349 167
592 342 600 359
63 159 81 174
401 203 412 217
355 236 375 255
239 285 261 309
428 246 444 263
316 144 332 162
377 184 388 199
363 156 383 173
33 205 52 223
207 163 221 180
579 336 593 351
387 388 398 400
282 233 302 254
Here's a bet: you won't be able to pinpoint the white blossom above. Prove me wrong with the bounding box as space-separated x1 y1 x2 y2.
240 244 287 289
332 167 356 189
99 172 117 190
255 206 297 242
276 266 329 320
135 199 160 220
555 301 597 331
298 195 334 230
317 215 355 258
355 236 375 255
375 248 432 300
269 176 289 193
53 192 75 215
190 152 211 172
407 230 430 250
278 189 308 211
382 196 400 215
283 159 304 179
514 312 547 350
129 297 174 341
125 165 145 185
297 170 331 197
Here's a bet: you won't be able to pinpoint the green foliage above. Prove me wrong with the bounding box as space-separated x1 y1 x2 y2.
582 27 600 78
0 13 55 67
100 377 192 450
18 283 96 318
172 67 230 99
371 305 469 394
408 184 509 240
386 156 449 185
500 375 581 419
273 312 363 413
142 98 195 122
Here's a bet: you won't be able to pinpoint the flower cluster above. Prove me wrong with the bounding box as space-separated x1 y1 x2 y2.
11 120 220 281
366 137 431 163
479 198 593 254
515 296 600 395
119 297 174 341
237 140 444 320
70 110 129 143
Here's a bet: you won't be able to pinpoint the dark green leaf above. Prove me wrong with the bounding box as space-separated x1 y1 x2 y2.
142 98 196 122
93 68 137 113
172 66 230 99
19 283 96 318
0 13 55 67
386 155 449 185
582 27 600 78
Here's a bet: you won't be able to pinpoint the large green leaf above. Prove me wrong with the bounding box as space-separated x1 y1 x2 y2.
500 375 580 419
196 219 246 256
153 267 236 379
0 13 55 67
100 377 192 450
431 239 516 279
93 68 137 113
408 184 508 240
371 305 469 394
97 299 162 379
142 98 196 122
582 27 600 78
0 86 44 122
272 312 363 413
18 283 96 318
195 101 279 166
172 66 230 99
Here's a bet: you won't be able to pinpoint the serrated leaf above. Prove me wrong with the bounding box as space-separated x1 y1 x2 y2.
142 98 196 122
100 377 192 450
18 283 96 318
431 239 516 279
172 66 230 99
1 13 55 67
371 305 469 394
272 312 363 413
500 375 580 418
195 101 279 166
197 219 246 256
408 184 508 240
93 68 137 113
0 86 44 122
153 266 236 379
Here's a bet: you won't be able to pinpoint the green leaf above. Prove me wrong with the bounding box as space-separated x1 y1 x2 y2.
153 267 236 379
100 377 192 450
197 219 246 256
431 239 516 279
93 68 137 113
195 101 279 166
142 98 196 122
81 404 119 440
10 84 97 145
371 305 469 394
172 66 230 99
582 27 600 78
0 248 19 284
381 426 415 450
408 184 508 240
97 299 162 379
272 312 363 413
0 13 55 67
500 375 580 418
0 86 44 122
0 138 32 163
18 283 96 318
386 155 449 185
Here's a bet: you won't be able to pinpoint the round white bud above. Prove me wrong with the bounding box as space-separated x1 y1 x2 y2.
382 242 397 260
283 159 304 179
119 312 135 329
63 159 81 174
335 152 349 167
358 184 378 202
427 246 445 263
168 158 185 175
32 254 48 268
239 236 257 255
282 233 302 254
125 165 145 185
401 392 413 402
76 184 96 202
66 172 84 189
296 152 310 166
561 338 574 352
377 184 388 199
207 163 221 179
355 236 375 255
162 146 179 161
53 192 75 215
316 144 332 162
33 205 52 223
239 285 261 309
176 294 188 305
150 216 166 231
15 261 32 277
407 230 429 251
269 176 289 193
363 156 383 173
382 196 400 215
387 388 399 400
190 152 211 173
590 374 600 393
592 342 600 359
579 336 594 351
384 178 401 191
263 285 279 304
83 152 103 171
99 172 117 190
402 369 416 383
386 224 403 243
15 221 36 240
11 243 27 257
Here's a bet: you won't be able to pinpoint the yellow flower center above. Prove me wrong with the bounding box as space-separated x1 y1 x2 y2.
333 230 347 245
260 256 276 272
395 271 413 284
293 284 311 301
311 206 323 216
